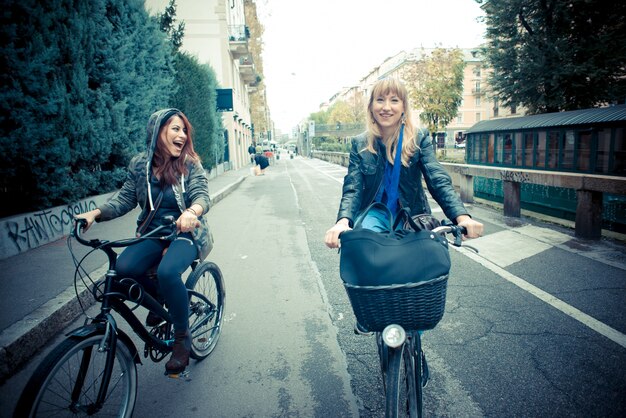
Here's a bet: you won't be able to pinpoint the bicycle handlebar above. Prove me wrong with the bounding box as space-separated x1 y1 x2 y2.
432 220 467 247
72 216 178 249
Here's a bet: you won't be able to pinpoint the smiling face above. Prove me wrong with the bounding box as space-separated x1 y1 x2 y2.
160 115 187 158
371 92 405 139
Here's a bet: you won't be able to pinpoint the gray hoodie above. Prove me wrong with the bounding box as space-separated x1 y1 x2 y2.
98 108 213 260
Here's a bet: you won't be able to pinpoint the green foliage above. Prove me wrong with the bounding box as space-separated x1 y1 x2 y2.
313 137 350 152
403 48 465 136
309 96 366 127
158 0 185 52
328 101 355 125
170 52 224 170
0 0 173 217
309 110 329 125
478 0 626 113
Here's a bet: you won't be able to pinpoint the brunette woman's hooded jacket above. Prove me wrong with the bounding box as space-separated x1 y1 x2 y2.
336 130 468 226
97 108 213 260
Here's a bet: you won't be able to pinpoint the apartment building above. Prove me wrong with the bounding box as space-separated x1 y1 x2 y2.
145 0 264 170
328 48 525 147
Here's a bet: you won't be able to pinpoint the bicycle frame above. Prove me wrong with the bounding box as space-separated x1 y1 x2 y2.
66 219 181 410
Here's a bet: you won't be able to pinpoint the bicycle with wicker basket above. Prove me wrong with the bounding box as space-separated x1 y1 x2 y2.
342 221 468 418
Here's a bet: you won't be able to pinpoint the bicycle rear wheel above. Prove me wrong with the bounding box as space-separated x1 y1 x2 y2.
384 343 419 418
13 333 137 418
185 261 225 360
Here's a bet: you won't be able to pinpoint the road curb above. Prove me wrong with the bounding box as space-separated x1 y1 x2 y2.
0 175 247 385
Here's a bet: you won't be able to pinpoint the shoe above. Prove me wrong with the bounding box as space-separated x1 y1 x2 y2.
145 311 163 327
165 330 190 375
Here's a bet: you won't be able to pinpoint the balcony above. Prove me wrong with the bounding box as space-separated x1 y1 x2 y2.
238 55 257 85
228 25 250 58
471 87 484 96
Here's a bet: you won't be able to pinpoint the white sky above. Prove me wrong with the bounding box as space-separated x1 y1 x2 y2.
255 0 487 134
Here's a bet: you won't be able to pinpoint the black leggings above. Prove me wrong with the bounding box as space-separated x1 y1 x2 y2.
116 232 197 332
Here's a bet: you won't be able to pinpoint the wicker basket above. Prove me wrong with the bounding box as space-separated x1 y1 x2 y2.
343 274 449 332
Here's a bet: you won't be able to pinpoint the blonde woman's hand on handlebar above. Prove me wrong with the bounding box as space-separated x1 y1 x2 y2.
325 218 351 249
74 209 101 232
455 215 484 239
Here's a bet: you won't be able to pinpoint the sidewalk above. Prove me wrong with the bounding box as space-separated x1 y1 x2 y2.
0 165 251 384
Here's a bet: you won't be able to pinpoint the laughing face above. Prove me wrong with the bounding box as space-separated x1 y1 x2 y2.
160 115 187 158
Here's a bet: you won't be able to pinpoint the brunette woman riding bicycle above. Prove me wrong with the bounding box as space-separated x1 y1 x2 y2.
77 108 213 376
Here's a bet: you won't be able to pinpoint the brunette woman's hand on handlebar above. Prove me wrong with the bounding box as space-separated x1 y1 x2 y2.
455 215 484 239
176 209 201 233
74 209 101 232
325 218 351 249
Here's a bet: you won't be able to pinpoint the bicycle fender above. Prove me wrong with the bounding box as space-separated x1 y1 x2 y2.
66 324 142 365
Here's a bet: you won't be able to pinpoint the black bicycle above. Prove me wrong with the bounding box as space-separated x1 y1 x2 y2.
14 216 225 417
346 222 468 417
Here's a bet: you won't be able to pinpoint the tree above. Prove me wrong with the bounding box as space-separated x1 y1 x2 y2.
0 0 173 217
403 48 466 138
158 0 185 52
309 110 329 125
170 52 224 171
328 101 355 125
478 0 626 114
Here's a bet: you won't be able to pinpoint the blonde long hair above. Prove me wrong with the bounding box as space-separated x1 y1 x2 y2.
365 78 417 167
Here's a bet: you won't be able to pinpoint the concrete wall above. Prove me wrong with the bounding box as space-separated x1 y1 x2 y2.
0 163 227 260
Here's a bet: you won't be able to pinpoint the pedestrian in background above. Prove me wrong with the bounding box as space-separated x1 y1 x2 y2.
248 143 256 164
76 108 212 376
254 152 270 175
325 77 483 248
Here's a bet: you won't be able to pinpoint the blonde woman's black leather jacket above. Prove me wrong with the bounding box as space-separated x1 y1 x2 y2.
336 131 469 226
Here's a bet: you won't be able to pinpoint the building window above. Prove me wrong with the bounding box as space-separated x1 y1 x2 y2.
511 104 517 114
614 128 625 175
487 133 494 163
476 112 481 122
577 131 592 171
562 131 575 169
536 131 547 168
475 96 481 106
547 131 559 169
503 134 513 165
457 114 463 123
524 132 534 166
514 133 522 166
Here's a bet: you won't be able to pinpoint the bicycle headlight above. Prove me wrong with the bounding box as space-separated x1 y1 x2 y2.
382 324 406 348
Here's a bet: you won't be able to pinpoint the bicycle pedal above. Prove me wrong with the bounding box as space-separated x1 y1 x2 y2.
165 370 190 380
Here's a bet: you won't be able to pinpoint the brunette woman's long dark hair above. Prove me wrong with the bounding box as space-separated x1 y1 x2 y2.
152 111 200 186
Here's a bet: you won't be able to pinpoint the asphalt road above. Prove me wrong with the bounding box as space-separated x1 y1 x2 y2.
1 155 625 417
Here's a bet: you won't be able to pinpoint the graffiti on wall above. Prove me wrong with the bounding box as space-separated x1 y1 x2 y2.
500 170 530 183
4 200 97 254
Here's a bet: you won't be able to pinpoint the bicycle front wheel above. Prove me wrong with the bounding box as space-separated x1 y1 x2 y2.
13 333 137 418
185 261 225 360
385 343 419 418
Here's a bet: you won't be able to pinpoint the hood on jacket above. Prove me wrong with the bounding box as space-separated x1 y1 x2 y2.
144 108 182 210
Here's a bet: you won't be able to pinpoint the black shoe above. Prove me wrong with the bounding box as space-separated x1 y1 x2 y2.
146 311 163 327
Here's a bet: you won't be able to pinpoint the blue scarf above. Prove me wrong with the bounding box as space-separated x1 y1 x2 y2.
376 124 404 215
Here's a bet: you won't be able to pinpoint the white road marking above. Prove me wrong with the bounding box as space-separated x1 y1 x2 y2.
453 245 626 349
300 158 345 184
467 230 552 267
